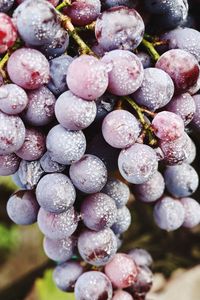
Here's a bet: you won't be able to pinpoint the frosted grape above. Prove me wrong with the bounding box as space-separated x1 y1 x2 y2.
40 152 66 173
181 197 200 228
128 248 153 267
111 206 131 235
0 153 20 176
17 160 44 190
112 290 133 300
43 236 74 262
129 266 153 299
0 13 17 53
186 138 196 164
192 94 200 130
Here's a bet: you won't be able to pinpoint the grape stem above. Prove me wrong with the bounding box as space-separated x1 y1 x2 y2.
142 38 160 61
0 52 9 79
56 0 71 11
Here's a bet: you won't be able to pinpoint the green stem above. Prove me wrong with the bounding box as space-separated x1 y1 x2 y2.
0 53 9 79
56 0 71 11
142 38 160 61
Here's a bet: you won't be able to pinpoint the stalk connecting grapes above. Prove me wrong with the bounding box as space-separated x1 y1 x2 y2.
1 0 200 299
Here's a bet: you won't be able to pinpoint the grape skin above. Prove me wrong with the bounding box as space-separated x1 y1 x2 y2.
192 94 200 130
111 206 131 235
186 138 196 164
136 51 152 69
0 153 21 176
40 152 66 173
180 197 200 228
128 248 153 267
112 290 133 300
0 13 17 53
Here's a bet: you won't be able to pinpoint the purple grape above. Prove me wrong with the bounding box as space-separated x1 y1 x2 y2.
0 12 17 53
180 197 200 228
186 138 196 164
95 6 144 51
188 69 200 95
0 153 20 176
128 248 153 267
134 171 165 203
118 143 158 184
38 207 78 240
164 164 199 198
105 253 138 288
165 93 196 125
152 111 184 141
0 0 14 12
136 51 152 69
156 49 199 93
102 110 141 149
69 154 107 194
53 261 83 292
17 160 44 190
43 236 75 262
0 112 26 155
101 50 144 96
22 86 56 126
46 125 86 165
111 206 131 235
6 190 39 225
78 228 117 266
192 94 200 130
133 68 174 111
95 93 117 124
75 271 113 300
128 266 153 299
0 84 28 115
102 178 130 208
153 196 185 231
40 152 66 173
36 174 76 213
55 91 97 131
67 55 109 101
81 193 117 231
47 55 73 96
112 290 133 300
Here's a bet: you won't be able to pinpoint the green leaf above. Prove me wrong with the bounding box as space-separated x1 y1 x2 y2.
36 269 75 300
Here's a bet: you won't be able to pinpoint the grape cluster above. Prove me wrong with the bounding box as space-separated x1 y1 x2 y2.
1 0 200 299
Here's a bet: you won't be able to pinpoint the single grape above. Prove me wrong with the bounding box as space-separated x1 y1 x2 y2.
81 193 117 231
22 86 56 126
75 271 113 300
40 152 66 173
102 178 130 208
105 253 138 288
43 236 75 262
165 93 196 126
47 55 73 96
156 49 199 93
180 197 200 228
136 51 152 69
7 48 50 90
192 94 200 130
0 0 14 12
38 207 78 240
78 228 117 266
17 160 44 190
6 190 39 225
112 206 131 235
69 154 107 194
15 128 46 161
102 110 141 149
152 111 184 141
0 13 17 53
128 266 153 299
133 68 174 111
95 6 144 51
186 138 196 164
164 164 199 198
0 84 28 115
0 112 26 155
53 261 83 292
112 290 133 300
67 55 108 101
128 248 153 267
101 50 144 96
0 153 20 176
55 91 97 131
134 171 165 203
46 125 86 165
154 196 185 231
118 143 158 184
36 173 76 213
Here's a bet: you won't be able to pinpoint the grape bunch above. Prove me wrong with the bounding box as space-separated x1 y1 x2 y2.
1 0 200 299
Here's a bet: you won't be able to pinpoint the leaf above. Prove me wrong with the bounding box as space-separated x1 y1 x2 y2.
36 269 75 300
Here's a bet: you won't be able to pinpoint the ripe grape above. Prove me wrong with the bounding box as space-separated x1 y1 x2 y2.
95 6 144 51
0 153 21 176
78 228 117 266
153 196 185 231
102 110 141 149
104 253 138 288
53 261 83 292
46 125 86 165
0 0 14 12
164 164 199 198
156 49 199 93
0 84 28 115
101 50 144 96
67 55 109 101
111 206 131 235
112 290 133 300
81 193 117 231
22 86 56 126
40 152 66 173
0 13 17 53
186 138 196 164
0 112 26 155
136 51 152 69
69 154 107 193
55 91 97 131
38 207 78 240
133 68 174 111
6 190 39 225
152 111 184 141
192 94 200 130
180 197 200 228
118 143 158 184
43 236 75 262
75 271 113 300
128 248 153 267
128 266 153 299
7 48 50 90
102 177 130 208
